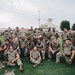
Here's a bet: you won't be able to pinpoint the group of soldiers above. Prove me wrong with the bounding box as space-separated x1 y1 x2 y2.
0 26 75 70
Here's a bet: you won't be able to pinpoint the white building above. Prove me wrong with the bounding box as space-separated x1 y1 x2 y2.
41 18 61 32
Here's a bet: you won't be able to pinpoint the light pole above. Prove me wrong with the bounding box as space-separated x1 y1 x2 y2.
38 10 41 28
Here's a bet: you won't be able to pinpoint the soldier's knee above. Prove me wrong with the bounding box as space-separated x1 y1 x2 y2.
56 52 61 57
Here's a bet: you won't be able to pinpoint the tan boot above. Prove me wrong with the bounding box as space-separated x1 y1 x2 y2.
19 65 23 71
33 64 37 69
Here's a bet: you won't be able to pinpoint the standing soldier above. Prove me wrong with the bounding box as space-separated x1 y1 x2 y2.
11 33 20 54
3 30 11 40
48 37 60 61
51 28 59 40
61 28 69 45
33 29 42 45
45 28 52 40
19 35 27 57
68 29 75 46
26 39 34 57
15 27 21 40
30 46 42 68
36 39 45 60
56 38 75 64
27 29 34 41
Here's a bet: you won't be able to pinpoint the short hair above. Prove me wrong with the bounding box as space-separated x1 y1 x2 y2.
66 38 71 41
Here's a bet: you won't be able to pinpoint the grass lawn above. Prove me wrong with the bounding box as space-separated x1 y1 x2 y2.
0 37 75 75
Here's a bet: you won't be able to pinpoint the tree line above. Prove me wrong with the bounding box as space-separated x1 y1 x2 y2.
60 20 75 31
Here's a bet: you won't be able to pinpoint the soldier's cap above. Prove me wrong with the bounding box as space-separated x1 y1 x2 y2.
66 38 71 41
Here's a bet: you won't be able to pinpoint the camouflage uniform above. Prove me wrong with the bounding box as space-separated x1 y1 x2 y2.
6 50 22 66
19 38 27 57
33 32 42 45
36 42 45 60
26 40 34 57
48 42 60 59
61 32 69 44
56 44 75 64
45 31 52 40
30 50 41 65
67 33 75 46
12 40 20 54
15 31 21 40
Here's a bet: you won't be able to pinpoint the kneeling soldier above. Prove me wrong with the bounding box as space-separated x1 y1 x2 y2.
30 46 42 68
48 37 60 61
56 38 75 64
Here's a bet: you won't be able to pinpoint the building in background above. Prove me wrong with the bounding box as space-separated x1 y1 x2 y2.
41 18 61 32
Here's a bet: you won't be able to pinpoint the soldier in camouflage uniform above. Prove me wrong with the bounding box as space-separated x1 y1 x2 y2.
27 29 34 41
3 39 10 62
33 29 43 45
36 39 45 60
56 38 75 64
68 29 75 46
19 35 27 57
61 28 69 45
0 40 7 59
5 45 23 71
45 28 52 40
11 33 20 54
0 40 6 69
30 46 42 68
51 28 59 40
3 30 11 40
15 27 21 40
26 39 34 57
48 37 60 61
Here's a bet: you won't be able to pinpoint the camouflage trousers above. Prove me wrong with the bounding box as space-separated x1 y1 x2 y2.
41 50 45 60
7 58 23 66
20 48 28 57
47 50 59 59
0 62 5 69
56 52 72 64
30 57 41 65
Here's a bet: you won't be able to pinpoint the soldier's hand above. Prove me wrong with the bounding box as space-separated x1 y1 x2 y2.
69 59 72 63
11 60 14 63
62 53 66 57
52 51 55 54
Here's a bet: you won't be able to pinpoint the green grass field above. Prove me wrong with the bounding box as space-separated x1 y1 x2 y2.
0 37 75 75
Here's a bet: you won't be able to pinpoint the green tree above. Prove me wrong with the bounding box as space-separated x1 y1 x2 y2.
72 23 75 30
60 20 70 31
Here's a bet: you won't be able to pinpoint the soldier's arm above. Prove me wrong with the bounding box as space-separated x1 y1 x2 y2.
11 53 20 63
70 50 75 60
61 34 64 38
41 44 45 50
62 45 66 57
49 46 54 53
38 51 41 59
30 51 32 59
62 50 66 57
49 43 53 52
70 46 75 60
57 43 60 51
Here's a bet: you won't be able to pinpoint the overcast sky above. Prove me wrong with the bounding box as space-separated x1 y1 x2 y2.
0 0 75 28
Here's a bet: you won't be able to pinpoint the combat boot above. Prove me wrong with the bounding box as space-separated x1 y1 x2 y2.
19 65 23 71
